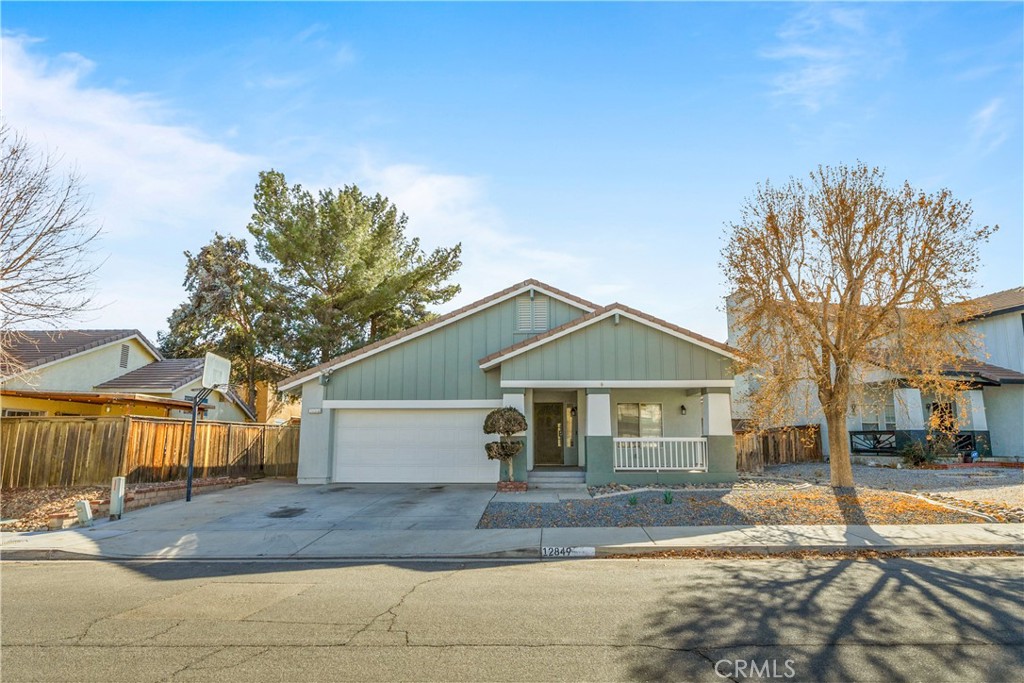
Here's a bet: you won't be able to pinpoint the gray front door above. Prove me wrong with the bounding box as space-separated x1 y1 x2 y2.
534 403 563 465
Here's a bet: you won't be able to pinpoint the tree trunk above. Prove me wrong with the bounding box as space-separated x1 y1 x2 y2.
507 458 514 483
825 406 854 487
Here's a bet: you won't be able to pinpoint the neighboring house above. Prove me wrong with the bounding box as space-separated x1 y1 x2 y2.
279 279 738 486
0 330 256 422
94 358 257 423
727 287 1024 460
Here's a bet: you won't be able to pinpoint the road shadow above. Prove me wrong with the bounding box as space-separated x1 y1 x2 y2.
625 555 1024 682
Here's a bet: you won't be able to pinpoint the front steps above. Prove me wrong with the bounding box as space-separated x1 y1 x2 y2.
527 467 587 490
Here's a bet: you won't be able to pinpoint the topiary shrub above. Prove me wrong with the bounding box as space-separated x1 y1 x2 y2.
483 406 527 482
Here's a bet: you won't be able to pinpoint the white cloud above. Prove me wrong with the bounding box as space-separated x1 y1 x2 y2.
763 6 899 113
969 98 1008 156
351 157 592 312
1 33 260 338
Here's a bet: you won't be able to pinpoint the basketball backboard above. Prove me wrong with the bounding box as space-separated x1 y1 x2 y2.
201 352 232 389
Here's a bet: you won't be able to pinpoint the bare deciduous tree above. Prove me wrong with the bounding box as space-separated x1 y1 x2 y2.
722 163 995 487
0 124 100 375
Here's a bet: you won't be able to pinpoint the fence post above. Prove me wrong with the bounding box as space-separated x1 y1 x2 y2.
116 416 132 478
225 423 232 479
261 424 268 476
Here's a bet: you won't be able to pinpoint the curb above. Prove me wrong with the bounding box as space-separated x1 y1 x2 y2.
592 543 1024 557
4 543 1022 563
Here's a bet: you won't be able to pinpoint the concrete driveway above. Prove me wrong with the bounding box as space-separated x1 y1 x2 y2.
117 480 498 533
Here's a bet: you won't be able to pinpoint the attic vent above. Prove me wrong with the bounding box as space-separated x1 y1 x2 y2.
515 294 549 332
119 344 129 368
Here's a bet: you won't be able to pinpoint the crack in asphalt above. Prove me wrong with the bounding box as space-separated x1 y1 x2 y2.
345 570 456 644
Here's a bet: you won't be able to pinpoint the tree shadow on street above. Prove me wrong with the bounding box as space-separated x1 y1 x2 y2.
626 553 1024 682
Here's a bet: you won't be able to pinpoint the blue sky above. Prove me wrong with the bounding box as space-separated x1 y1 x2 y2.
3 2 1022 343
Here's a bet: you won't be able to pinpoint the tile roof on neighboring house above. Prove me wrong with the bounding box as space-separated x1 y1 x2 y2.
0 329 162 379
478 303 737 368
947 359 1024 385
278 279 601 391
95 359 257 420
966 287 1024 319
94 358 206 392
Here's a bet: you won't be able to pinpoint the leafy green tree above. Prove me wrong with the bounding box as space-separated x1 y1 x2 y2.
247 170 462 368
159 233 286 405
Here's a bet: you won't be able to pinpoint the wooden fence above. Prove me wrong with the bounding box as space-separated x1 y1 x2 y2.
735 425 823 473
1 416 300 488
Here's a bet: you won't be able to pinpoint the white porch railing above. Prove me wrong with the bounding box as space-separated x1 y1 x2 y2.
613 437 708 472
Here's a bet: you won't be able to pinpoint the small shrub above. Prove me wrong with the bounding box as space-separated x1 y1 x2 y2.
899 441 935 467
663 491 674 504
483 406 528 482
628 495 638 506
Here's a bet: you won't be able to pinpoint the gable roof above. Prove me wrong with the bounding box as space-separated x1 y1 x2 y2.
966 287 1024 319
277 279 599 391
95 358 257 420
478 303 737 370
0 329 162 379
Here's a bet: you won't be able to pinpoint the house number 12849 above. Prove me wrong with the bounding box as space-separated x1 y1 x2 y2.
541 546 596 558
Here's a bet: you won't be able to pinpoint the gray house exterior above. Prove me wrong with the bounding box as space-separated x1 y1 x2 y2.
280 280 738 486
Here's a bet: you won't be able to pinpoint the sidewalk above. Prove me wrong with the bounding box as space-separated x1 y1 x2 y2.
2 480 1021 561
3 521 1021 561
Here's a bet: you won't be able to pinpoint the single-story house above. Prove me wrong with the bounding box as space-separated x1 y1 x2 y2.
0 330 255 422
279 279 738 486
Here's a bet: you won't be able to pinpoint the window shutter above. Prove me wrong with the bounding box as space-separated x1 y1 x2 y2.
119 344 130 368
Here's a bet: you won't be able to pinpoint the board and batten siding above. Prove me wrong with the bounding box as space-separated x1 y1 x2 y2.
500 316 733 383
323 295 588 401
967 312 1024 373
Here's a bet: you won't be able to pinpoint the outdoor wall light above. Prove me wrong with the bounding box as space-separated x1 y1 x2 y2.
680 404 687 415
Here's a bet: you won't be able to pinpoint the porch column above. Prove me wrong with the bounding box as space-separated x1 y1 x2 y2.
701 391 732 436
894 388 925 430
585 389 612 437
701 389 737 477
962 390 987 431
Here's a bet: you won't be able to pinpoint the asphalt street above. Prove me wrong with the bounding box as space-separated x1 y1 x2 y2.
1 557 1021 682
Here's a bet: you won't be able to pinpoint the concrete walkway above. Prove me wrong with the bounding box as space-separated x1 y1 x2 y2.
2 480 1022 561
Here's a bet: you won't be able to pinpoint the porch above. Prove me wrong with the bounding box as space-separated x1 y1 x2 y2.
500 384 737 486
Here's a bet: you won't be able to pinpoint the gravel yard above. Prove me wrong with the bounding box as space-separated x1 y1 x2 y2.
477 486 990 528
755 463 1024 523
0 478 238 532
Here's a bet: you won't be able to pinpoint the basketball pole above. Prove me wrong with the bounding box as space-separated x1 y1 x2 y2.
186 386 217 502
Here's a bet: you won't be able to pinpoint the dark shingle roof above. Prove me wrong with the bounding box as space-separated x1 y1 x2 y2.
94 358 205 392
0 329 161 378
967 287 1024 318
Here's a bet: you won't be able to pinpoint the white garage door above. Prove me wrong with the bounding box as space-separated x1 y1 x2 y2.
333 409 500 483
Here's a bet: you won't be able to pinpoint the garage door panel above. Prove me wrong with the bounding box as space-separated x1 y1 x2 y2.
333 409 500 483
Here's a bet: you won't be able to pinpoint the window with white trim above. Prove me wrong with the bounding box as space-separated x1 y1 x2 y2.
2 409 45 417
860 386 896 431
616 403 663 437
515 295 549 332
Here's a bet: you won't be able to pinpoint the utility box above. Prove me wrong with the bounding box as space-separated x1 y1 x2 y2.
110 476 127 520
75 500 94 527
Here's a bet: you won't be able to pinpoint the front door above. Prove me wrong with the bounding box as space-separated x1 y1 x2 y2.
534 403 564 465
